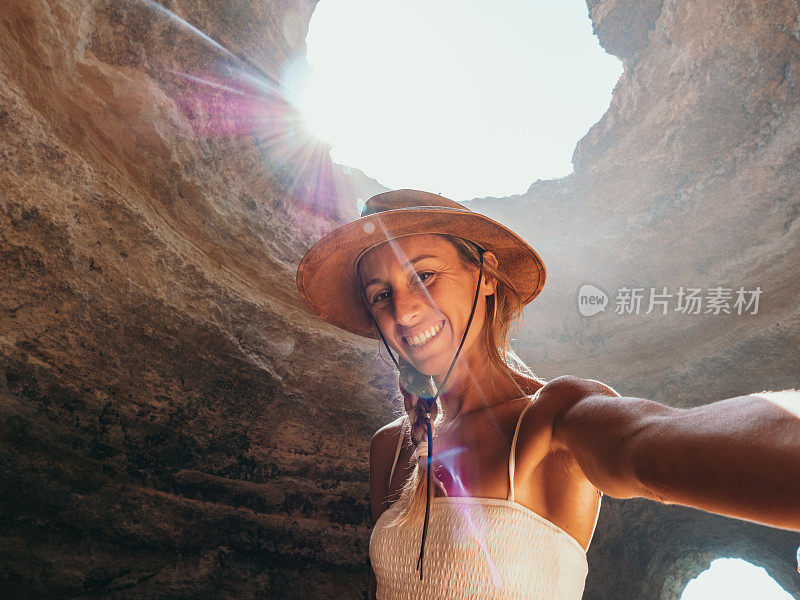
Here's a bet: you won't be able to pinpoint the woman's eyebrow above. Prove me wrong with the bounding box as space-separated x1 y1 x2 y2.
361 254 441 289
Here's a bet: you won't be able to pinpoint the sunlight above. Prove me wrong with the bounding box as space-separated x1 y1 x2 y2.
753 389 800 419
141 0 341 214
680 558 796 600
294 0 622 201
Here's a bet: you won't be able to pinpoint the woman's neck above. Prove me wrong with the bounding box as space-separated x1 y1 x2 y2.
434 352 524 421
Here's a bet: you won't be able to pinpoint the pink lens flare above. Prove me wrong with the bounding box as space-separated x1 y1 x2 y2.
434 446 505 588
134 0 351 219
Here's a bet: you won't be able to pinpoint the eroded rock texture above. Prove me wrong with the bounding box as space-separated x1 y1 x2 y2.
1 1 389 598
1 1 798 599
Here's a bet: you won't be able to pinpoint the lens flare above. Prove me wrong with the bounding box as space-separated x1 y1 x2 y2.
434 447 504 588
134 0 360 222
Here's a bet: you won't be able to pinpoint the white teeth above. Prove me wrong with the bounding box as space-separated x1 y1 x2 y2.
405 322 442 348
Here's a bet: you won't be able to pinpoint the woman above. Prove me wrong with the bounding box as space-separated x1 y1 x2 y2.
296 189 800 600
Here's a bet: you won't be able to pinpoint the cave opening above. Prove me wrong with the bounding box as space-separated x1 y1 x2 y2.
680 558 796 600
290 0 622 202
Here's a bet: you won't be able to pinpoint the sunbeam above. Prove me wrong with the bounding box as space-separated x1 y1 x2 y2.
134 0 346 219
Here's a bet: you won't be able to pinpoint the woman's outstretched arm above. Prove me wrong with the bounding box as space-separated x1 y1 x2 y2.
544 376 800 531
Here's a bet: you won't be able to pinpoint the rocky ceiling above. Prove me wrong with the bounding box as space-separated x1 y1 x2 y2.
1 0 798 599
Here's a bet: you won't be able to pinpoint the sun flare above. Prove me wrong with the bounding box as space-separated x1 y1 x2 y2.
292 0 623 201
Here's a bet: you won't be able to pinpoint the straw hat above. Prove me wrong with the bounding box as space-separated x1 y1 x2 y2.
296 189 546 338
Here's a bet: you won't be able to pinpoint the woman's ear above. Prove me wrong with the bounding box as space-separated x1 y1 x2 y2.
481 251 499 296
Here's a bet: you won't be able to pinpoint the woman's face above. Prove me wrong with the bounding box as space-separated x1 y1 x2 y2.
358 234 496 377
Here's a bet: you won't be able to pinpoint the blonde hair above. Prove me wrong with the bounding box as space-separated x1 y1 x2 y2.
362 234 545 527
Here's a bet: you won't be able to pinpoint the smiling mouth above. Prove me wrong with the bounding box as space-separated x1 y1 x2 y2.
403 320 445 349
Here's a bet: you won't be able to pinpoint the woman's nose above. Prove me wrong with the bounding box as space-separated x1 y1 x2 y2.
392 287 422 326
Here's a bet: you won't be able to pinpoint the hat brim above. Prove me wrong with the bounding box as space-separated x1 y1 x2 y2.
296 206 546 339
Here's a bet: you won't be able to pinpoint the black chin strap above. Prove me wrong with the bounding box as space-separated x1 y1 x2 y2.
373 252 485 580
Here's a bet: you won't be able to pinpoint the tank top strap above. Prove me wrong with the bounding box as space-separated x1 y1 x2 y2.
508 386 544 502
387 420 405 491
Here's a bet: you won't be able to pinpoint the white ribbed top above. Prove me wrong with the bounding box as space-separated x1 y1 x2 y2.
369 392 590 600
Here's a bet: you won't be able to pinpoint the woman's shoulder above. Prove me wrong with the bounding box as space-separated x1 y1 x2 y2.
516 375 621 468
369 415 409 521
511 376 613 451
372 414 407 438
535 375 620 404
370 415 408 457
515 377 609 498
511 371 613 398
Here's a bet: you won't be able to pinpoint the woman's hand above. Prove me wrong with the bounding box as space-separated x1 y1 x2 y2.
543 376 800 532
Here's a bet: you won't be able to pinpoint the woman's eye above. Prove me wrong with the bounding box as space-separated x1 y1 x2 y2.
370 273 434 304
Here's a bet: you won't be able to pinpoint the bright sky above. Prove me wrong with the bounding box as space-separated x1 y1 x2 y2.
680 558 796 600
292 0 622 202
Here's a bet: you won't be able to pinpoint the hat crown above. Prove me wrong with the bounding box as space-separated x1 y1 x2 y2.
361 189 468 217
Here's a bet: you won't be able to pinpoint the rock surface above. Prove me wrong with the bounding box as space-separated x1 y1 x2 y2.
1 1 798 599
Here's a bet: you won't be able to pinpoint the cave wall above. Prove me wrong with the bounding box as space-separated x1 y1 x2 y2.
1 0 799 599
1 1 391 598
